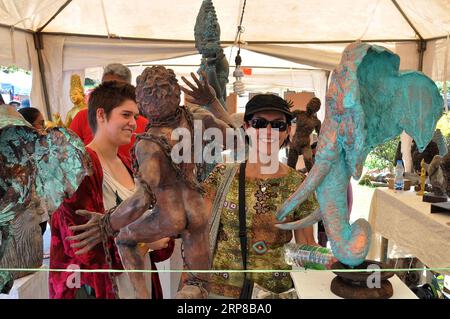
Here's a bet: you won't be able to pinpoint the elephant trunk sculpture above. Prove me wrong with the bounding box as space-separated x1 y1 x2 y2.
277 42 443 267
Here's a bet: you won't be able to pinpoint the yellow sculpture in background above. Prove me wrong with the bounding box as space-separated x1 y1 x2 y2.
417 159 426 196
51 74 87 128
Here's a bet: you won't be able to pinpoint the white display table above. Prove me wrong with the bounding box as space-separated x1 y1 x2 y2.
368 188 450 275
291 270 418 299
0 265 49 299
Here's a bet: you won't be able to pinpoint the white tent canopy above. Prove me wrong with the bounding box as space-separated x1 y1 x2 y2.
83 47 329 118
2 0 448 41
0 0 449 119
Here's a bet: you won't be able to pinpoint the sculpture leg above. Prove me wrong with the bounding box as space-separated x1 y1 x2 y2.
175 229 210 299
116 206 186 299
175 190 210 299
115 242 152 299
287 147 299 169
302 146 314 171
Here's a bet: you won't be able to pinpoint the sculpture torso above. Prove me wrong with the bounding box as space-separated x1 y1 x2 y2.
292 111 321 148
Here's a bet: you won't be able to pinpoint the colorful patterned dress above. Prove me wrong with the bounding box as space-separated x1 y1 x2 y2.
203 164 319 298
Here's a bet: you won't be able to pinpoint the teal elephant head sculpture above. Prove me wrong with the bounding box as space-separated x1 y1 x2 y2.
277 42 443 267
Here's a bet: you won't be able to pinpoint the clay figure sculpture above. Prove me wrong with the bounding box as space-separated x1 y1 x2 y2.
427 155 447 197
276 42 443 267
0 104 91 293
287 97 322 171
68 66 233 299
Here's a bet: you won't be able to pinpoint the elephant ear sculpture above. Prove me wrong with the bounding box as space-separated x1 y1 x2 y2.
0 105 91 293
276 42 443 267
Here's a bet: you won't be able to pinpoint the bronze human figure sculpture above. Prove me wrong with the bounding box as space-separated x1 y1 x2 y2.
287 97 322 171
68 66 233 299
427 155 447 197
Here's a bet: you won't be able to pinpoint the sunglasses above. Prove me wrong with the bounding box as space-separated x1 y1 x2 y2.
250 118 288 131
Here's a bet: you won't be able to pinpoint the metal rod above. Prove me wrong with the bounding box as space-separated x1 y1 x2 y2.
33 32 52 120
424 35 448 42
391 0 424 41
41 32 198 44
241 39 419 44
36 0 72 33
418 40 427 71
0 23 33 34
126 63 320 71
40 31 423 45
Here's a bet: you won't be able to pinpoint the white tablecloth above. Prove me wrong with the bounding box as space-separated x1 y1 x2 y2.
291 270 417 299
367 188 450 275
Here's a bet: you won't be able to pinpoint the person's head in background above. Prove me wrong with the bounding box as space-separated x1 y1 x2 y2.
102 63 132 84
18 107 45 130
9 101 21 109
88 81 138 147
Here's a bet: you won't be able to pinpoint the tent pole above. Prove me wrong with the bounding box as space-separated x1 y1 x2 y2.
33 32 52 119
418 40 427 72
40 31 421 44
36 0 72 33
391 0 424 41
391 0 427 71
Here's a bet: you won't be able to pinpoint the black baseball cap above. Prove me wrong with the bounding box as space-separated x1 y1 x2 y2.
244 94 293 123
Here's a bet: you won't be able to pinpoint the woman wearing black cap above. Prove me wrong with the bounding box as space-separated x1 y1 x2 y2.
65 72 319 299
181 75 319 299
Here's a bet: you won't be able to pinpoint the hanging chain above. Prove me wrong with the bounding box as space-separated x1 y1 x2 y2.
99 207 120 298
135 106 205 194
230 0 247 64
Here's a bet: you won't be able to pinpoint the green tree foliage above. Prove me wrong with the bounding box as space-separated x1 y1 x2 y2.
435 80 450 94
437 112 450 137
0 65 31 75
84 77 98 88
364 136 400 171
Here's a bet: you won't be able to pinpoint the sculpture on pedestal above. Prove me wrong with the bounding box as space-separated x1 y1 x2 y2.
276 42 443 267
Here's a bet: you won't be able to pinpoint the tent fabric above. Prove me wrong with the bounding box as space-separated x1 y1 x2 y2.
86 47 329 120
0 27 33 70
245 42 422 71
41 35 198 117
3 0 448 41
424 38 450 83
0 0 448 117
38 36 430 118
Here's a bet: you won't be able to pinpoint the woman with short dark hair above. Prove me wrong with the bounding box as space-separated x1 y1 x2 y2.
50 81 173 299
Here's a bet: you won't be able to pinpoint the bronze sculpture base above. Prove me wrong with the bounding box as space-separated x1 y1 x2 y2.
331 276 393 299
423 193 448 203
330 260 394 299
